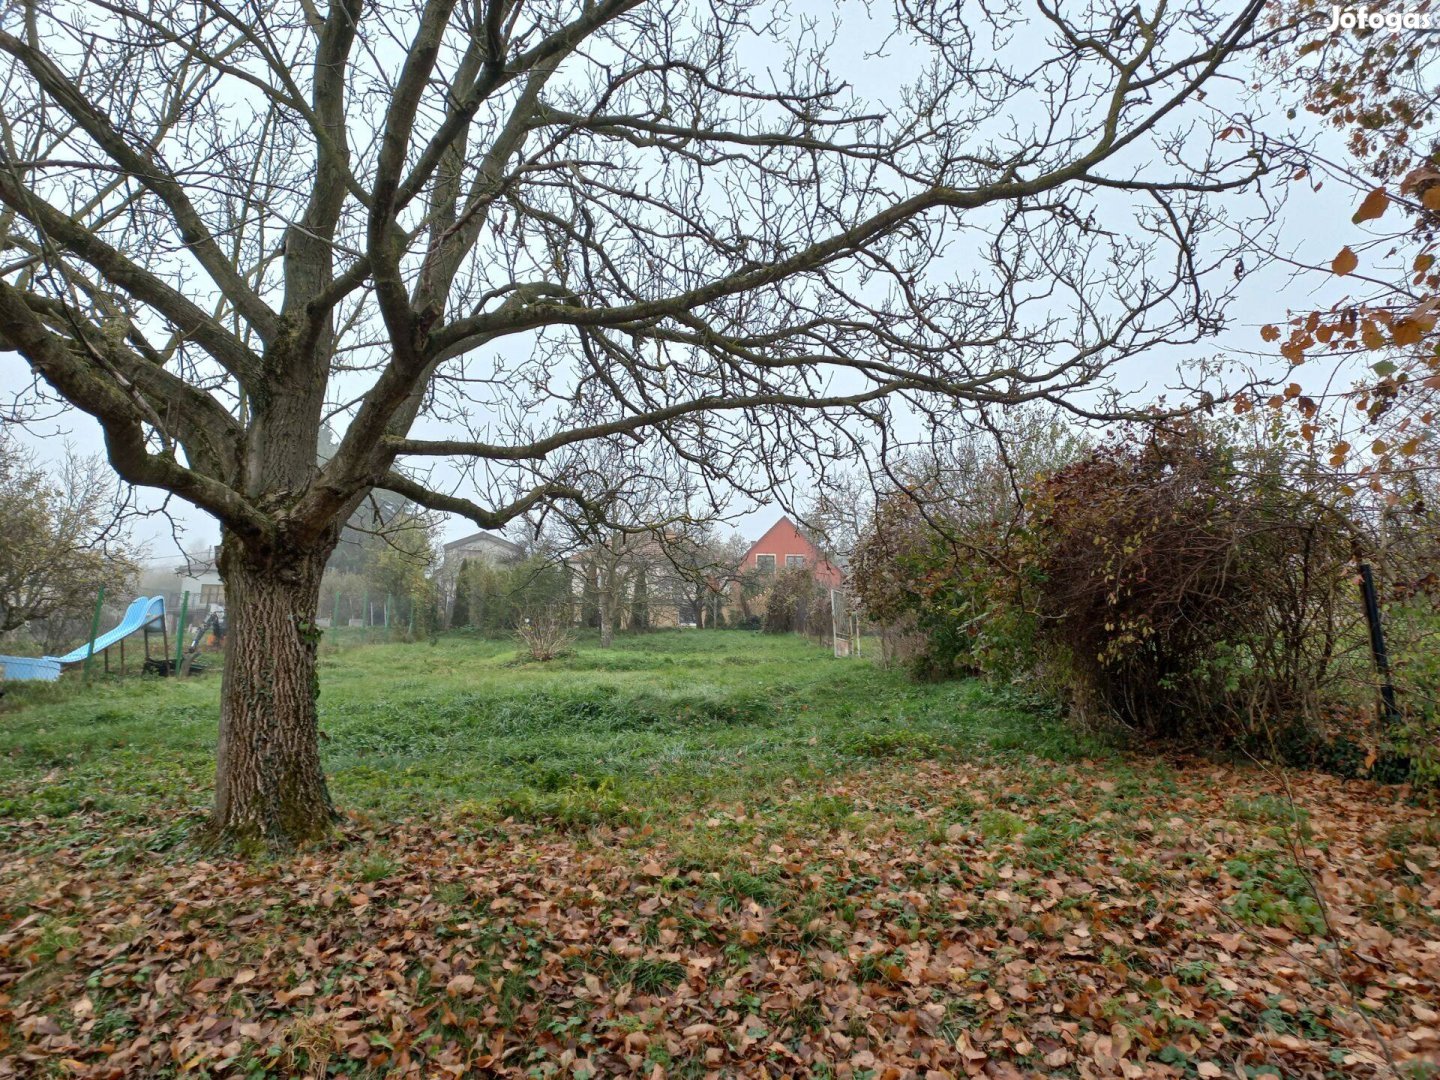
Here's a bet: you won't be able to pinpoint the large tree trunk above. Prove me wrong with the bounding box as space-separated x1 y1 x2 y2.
211 538 334 845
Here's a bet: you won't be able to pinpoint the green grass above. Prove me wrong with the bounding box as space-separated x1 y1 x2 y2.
7 630 1440 1079
0 630 1099 840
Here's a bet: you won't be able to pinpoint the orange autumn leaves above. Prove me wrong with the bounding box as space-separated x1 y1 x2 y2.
1255 181 1440 474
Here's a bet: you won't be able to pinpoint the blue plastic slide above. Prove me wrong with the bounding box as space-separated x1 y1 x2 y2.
45 596 166 663
0 596 167 681
0 656 61 681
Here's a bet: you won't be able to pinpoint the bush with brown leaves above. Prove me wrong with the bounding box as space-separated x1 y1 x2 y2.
1022 422 1360 740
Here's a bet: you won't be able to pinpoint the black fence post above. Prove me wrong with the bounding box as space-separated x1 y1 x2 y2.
1358 561 1400 724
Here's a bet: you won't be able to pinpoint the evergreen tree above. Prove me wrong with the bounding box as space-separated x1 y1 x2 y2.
630 569 650 631
450 559 472 628
579 563 601 629
471 561 507 635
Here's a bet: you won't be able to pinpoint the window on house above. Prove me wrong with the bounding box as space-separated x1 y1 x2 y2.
755 554 776 573
785 554 806 568
201 584 225 607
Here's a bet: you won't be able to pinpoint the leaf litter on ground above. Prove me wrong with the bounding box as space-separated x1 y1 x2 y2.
1 756 1437 1078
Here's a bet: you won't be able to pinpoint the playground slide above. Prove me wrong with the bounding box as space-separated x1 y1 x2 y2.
0 656 61 682
46 596 166 664
0 596 166 682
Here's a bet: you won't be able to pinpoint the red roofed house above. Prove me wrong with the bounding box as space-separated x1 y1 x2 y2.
737 515 844 590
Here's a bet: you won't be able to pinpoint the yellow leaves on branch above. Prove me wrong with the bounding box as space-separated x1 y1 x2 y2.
1332 246 1359 276
1262 303 1437 363
1401 164 1440 209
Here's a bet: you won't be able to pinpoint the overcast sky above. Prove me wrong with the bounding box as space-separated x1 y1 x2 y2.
0 0 1380 566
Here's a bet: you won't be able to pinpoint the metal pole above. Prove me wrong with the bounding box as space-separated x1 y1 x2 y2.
1358 562 1400 723
332 589 341 632
81 587 106 679
173 591 189 675
82 593 105 685
385 593 392 630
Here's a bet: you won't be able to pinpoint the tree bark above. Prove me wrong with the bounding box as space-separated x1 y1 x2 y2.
211 537 334 845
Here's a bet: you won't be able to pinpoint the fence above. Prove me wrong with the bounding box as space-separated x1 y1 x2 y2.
830 589 861 658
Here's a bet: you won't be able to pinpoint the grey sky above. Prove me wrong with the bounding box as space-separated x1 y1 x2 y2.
0 0 1383 562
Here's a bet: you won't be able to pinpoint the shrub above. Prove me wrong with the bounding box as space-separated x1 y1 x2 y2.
851 415 1083 682
850 487 1038 682
514 607 575 661
852 418 1405 757
1379 584 1440 783
1020 421 1357 739
762 567 829 637
457 556 572 634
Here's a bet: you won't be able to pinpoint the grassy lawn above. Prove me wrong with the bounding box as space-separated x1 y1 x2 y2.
0 630 1082 834
1 631 1437 1078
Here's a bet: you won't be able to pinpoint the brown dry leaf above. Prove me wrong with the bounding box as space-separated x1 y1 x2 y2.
1352 187 1389 223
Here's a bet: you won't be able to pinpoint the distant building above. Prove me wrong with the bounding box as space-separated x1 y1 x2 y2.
441 530 525 567
737 515 843 588
727 515 845 627
176 546 225 613
438 530 525 624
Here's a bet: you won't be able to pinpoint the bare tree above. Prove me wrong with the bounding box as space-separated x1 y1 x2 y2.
0 0 1275 843
664 524 748 628
571 529 646 647
544 442 718 644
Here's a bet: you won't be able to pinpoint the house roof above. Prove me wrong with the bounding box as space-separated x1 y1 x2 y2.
742 515 845 584
742 515 814 559
443 530 524 557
